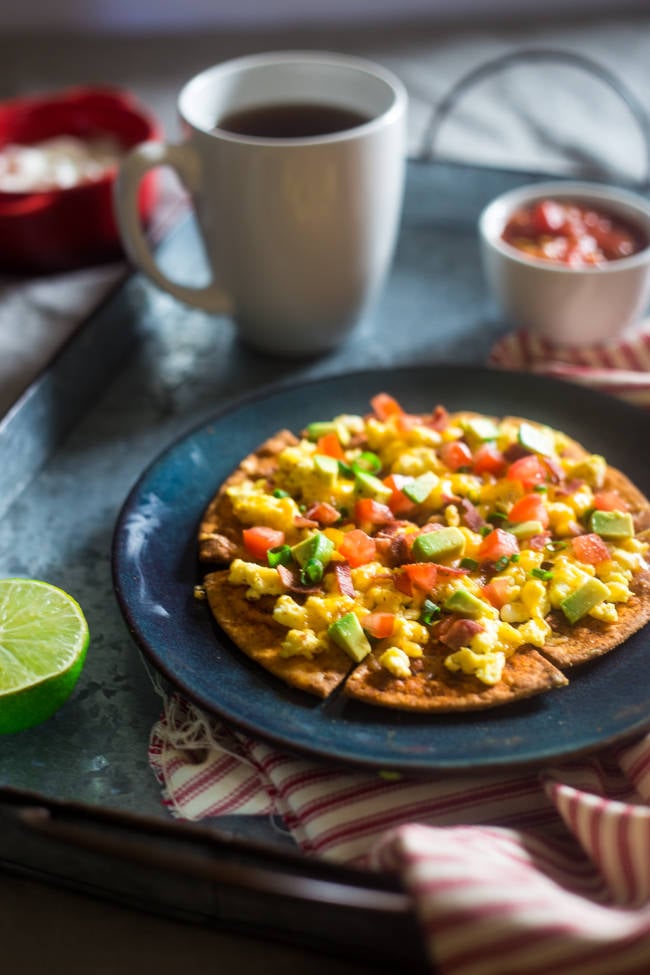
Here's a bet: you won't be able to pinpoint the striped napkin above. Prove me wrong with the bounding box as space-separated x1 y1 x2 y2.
148 326 650 975
489 321 650 406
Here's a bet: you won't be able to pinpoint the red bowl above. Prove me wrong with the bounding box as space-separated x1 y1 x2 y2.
0 86 161 274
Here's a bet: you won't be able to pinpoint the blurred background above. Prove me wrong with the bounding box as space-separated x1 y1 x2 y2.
0 1 649 182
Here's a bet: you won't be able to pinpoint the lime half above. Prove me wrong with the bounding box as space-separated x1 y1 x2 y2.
0 579 89 734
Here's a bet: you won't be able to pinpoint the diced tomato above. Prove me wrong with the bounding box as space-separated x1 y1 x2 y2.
370 392 403 421
482 577 512 609
402 562 438 591
571 533 610 565
383 473 417 516
478 528 519 562
338 529 376 567
394 572 414 597
354 498 394 528
439 440 473 472
242 526 285 560
316 431 345 459
508 493 550 528
305 502 341 526
507 454 548 490
473 442 507 476
362 612 396 639
593 491 630 512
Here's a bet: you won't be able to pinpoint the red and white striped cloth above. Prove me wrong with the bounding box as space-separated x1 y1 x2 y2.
489 321 650 407
150 703 650 974
149 326 650 974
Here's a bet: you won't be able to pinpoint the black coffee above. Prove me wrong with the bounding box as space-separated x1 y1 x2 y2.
216 102 370 138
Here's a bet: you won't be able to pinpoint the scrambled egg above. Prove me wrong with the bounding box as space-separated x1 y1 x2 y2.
227 482 302 535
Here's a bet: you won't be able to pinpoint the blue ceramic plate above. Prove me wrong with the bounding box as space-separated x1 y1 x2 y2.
112 365 650 773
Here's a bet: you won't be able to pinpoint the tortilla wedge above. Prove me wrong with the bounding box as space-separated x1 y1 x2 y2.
344 645 568 712
203 571 352 698
542 564 650 669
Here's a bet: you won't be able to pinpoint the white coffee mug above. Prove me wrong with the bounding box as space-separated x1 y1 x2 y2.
114 51 408 356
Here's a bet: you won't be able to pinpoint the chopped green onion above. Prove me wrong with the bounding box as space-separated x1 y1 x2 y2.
267 545 292 568
531 567 553 580
420 599 440 625
533 485 548 493
488 510 508 523
272 488 289 498
300 558 324 585
493 556 510 572
510 553 520 563
545 540 567 552
352 451 382 475
338 460 355 479
460 557 479 570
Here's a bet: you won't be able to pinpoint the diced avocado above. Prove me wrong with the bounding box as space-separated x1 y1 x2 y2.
402 471 438 504
305 420 351 446
560 577 610 624
589 509 634 540
518 422 554 456
328 612 372 662
443 588 487 618
291 531 335 568
411 526 465 563
462 416 499 446
314 454 339 480
509 520 544 539
354 470 392 503
305 421 336 441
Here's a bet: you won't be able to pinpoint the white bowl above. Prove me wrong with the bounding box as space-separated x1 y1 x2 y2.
478 180 650 345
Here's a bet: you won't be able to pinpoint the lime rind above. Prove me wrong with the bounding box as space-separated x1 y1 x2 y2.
0 579 89 733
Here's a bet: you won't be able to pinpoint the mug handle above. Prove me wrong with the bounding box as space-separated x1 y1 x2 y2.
114 141 233 314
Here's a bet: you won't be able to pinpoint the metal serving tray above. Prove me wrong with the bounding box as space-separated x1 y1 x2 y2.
0 159 586 965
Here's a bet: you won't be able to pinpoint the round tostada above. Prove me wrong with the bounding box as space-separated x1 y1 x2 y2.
197 394 650 712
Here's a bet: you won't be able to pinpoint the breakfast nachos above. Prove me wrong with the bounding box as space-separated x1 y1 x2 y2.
197 394 650 711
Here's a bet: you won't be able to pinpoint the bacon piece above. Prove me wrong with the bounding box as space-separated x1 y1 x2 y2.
555 477 584 498
334 562 356 598
293 514 319 528
460 497 485 532
276 563 322 594
528 533 551 550
428 405 449 431
437 617 484 651
543 456 564 483
375 531 411 567
503 443 530 463
434 564 469 577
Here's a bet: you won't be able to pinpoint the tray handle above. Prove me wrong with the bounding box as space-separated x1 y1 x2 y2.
419 47 650 190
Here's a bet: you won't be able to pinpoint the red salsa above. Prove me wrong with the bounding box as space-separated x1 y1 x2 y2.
501 199 647 267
